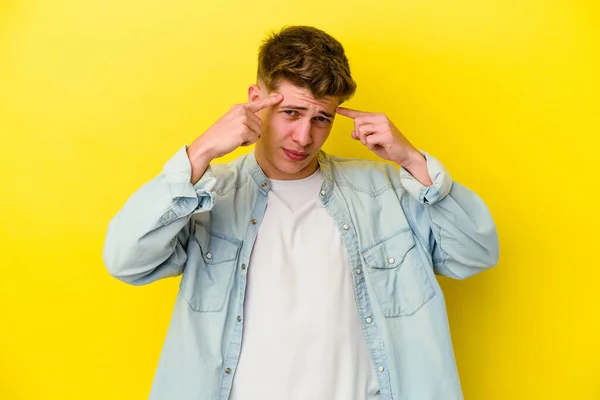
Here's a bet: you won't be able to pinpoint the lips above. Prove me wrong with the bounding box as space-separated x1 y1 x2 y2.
283 148 309 161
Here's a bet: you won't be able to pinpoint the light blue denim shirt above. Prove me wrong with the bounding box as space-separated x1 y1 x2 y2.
103 147 499 400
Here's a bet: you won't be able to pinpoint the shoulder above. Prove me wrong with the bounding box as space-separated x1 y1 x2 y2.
209 154 252 195
327 154 404 196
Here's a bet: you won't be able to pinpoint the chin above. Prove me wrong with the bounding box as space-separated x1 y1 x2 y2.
278 161 308 174
275 155 315 174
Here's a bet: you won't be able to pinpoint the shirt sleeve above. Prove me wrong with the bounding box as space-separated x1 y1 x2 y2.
399 151 500 280
399 150 453 205
102 145 217 285
162 145 217 217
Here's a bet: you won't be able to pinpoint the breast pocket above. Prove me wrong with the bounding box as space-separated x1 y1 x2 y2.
361 229 435 317
179 221 242 312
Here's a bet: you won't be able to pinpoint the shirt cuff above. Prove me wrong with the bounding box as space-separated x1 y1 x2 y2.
162 145 216 212
399 150 453 205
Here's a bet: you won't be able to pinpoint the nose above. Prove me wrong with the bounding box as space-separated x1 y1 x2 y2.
292 119 313 147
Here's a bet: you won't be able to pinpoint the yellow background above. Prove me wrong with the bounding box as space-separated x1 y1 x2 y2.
1 0 598 398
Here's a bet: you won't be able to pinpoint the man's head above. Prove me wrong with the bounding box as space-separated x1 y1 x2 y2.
249 26 356 180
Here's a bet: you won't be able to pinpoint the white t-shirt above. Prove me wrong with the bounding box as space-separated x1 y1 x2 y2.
229 169 380 400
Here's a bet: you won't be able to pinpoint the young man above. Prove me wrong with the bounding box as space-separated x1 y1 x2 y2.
103 26 499 400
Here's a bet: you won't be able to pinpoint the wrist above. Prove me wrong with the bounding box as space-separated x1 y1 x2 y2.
186 141 215 185
397 150 425 170
187 142 215 166
400 150 433 187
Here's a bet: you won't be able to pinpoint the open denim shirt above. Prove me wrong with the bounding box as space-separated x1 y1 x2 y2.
103 147 499 400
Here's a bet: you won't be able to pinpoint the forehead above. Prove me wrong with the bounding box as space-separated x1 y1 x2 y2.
273 81 339 111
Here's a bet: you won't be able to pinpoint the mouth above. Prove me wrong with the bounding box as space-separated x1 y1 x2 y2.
283 148 309 161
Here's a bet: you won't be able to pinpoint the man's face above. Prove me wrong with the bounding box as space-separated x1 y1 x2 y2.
251 80 340 180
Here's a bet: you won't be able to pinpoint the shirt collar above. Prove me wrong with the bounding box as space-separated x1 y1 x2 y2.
246 149 334 200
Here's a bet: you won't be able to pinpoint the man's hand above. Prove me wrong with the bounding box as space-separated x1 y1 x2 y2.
187 94 283 184
336 107 432 186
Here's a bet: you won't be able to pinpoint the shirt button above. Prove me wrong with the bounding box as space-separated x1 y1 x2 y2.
206 252 213 260
342 223 349 230
261 182 267 188
241 264 247 270
251 219 257 225
225 367 232 374
237 316 242 322
320 189 326 196
377 366 384 372
355 268 362 275
366 317 373 324
388 257 395 264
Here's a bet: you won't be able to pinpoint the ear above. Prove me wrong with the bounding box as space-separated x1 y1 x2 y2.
247 84 262 102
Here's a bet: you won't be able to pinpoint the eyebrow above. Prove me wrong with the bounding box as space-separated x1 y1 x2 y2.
279 105 334 119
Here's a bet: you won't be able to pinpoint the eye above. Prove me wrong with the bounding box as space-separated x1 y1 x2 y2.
314 116 331 124
283 110 299 117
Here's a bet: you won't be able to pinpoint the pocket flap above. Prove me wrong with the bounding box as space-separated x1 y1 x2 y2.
361 229 416 269
193 222 241 264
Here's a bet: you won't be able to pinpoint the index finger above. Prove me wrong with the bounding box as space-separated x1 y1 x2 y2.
245 94 283 113
335 106 371 119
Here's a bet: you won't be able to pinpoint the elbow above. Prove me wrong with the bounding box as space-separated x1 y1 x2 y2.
102 218 137 285
469 230 500 273
101 219 151 286
487 238 500 269
470 218 500 271
441 235 500 280
102 242 143 286
473 231 500 274
482 224 500 269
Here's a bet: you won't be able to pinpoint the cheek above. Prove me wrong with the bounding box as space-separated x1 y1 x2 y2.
312 127 332 146
264 116 293 139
